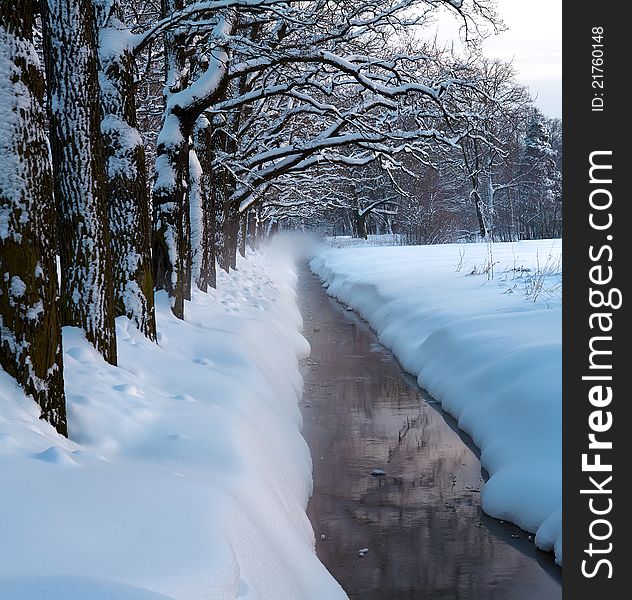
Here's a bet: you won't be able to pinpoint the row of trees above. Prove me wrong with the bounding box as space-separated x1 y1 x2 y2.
2 0 504 435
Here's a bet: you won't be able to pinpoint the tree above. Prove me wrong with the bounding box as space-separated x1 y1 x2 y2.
0 0 67 434
95 0 156 339
42 0 117 364
518 110 562 239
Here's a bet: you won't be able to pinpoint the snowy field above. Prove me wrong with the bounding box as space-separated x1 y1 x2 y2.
0 251 346 600
311 239 563 565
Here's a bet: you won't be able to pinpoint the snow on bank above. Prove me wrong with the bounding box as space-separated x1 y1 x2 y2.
311 240 562 565
0 251 347 600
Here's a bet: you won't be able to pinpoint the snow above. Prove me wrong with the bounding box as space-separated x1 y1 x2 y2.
153 153 178 192
0 26 44 235
0 250 347 600
101 114 143 178
8 275 26 299
311 239 562 566
188 149 203 285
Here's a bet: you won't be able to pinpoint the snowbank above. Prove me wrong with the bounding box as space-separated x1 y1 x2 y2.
311 240 562 565
0 250 346 600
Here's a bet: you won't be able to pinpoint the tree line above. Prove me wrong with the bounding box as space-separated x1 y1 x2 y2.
267 61 562 243
2 0 508 435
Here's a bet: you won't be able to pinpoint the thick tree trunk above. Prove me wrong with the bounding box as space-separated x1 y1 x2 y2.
152 0 190 318
152 117 190 319
0 1 67 434
42 0 117 365
152 0 196 318
95 0 156 339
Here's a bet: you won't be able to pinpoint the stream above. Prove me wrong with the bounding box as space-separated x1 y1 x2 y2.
298 267 562 600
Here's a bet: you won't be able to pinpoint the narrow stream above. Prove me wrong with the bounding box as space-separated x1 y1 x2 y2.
298 268 562 600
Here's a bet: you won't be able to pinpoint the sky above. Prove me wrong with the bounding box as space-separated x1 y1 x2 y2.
436 0 562 118
483 0 562 118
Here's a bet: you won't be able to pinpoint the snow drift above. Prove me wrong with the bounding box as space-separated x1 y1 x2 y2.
310 239 562 565
0 250 346 600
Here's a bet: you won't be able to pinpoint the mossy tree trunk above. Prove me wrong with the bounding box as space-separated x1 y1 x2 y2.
0 0 67 434
95 0 156 339
42 0 117 365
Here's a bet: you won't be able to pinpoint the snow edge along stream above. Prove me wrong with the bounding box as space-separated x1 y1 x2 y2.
310 240 563 567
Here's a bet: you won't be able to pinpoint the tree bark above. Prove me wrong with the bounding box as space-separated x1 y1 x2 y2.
191 116 217 291
95 0 156 339
228 204 240 270
152 114 191 319
42 0 117 365
214 172 228 274
239 212 247 258
248 208 259 250
1 1 67 434
215 160 237 274
471 189 487 239
152 0 190 319
356 212 368 239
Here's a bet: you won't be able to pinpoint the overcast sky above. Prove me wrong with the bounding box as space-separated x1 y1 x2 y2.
435 0 562 118
483 0 561 118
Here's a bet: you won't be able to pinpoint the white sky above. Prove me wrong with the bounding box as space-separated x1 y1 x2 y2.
483 0 561 118
435 0 562 118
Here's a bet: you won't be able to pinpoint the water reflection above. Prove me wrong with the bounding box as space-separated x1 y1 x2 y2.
299 269 561 600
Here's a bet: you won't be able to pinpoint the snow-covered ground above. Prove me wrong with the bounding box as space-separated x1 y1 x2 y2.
311 239 562 565
0 250 347 600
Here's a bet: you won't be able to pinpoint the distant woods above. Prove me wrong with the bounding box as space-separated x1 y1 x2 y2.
270 63 562 244
0 0 559 434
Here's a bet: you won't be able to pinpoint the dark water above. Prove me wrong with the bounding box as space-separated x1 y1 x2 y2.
298 268 562 600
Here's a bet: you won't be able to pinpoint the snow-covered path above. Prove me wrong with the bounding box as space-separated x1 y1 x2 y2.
0 251 346 600
310 240 563 566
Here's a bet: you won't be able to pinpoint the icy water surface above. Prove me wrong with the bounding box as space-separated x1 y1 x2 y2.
298 268 561 600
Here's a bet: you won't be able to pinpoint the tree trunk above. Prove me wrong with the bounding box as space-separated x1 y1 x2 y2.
152 0 189 318
214 173 228 274
248 208 258 250
239 212 247 258
472 189 487 239
216 168 238 273
95 0 156 339
190 116 217 292
152 115 190 319
194 118 217 289
0 1 67 434
356 212 368 239
189 146 203 290
228 205 240 269
42 0 117 365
